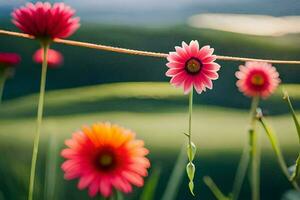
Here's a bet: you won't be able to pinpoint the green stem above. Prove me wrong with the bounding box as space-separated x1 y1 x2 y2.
203 176 229 200
188 90 193 147
28 42 49 200
249 96 260 200
258 117 300 191
0 69 8 103
231 141 250 200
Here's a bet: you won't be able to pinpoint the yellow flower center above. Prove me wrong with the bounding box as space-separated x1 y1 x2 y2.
185 57 202 74
99 154 113 167
251 74 265 86
95 148 117 171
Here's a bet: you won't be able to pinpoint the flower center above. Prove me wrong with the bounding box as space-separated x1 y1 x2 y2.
99 154 113 167
95 148 116 171
251 74 265 86
185 57 202 75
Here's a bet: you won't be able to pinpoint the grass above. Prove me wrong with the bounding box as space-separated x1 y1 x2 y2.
0 82 299 199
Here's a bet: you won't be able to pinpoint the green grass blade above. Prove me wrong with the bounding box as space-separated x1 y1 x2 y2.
231 141 250 200
162 145 187 200
291 154 300 182
44 133 58 200
203 176 229 200
140 168 161 200
283 91 300 144
258 116 290 178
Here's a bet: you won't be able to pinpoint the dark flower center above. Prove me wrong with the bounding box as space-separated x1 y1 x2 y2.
185 57 202 75
251 74 265 86
94 148 117 171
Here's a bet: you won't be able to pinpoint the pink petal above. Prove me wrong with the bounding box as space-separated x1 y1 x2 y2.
197 45 213 59
166 61 184 69
165 68 184 77
189 40 199 56
170 71 187 86
100 179 112 197
183 77 193 94
202 70 219 80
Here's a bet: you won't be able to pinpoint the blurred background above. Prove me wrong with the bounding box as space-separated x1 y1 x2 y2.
0 0 300 199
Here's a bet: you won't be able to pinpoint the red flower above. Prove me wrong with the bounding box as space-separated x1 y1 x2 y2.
0 53 21 67
33 48 63 68
61 122 150 197
12 2 80 39
235 61 280 98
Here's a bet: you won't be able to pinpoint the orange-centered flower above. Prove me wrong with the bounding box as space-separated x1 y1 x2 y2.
12 2 80 39
61 122 150 198
235 61 280 98
166 40 220 94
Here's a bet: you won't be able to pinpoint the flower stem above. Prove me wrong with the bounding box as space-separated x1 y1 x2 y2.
257 116 300 190
28 42 49 200
188 89 193 145
249 96 260 200
0 68 8 103
186 89 196 195
231 141 250 200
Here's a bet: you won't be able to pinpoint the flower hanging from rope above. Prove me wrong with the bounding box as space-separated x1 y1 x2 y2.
235 61 280 98
61 122 150 198
12 2 80 40
33 48 63 68
166 40 220 94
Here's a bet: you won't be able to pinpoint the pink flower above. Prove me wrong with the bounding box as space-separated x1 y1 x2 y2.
61 122 150 198
33 48 63 68
235 61 280 98
12 2 80 39
0 53 21 67
166 40 220 94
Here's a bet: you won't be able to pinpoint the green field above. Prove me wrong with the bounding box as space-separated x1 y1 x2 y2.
0 82 299 199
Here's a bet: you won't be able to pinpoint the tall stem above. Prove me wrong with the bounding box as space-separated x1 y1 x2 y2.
0 69 7 103
249 97 260 200
231 141 250 200
28 42 49 200
188 90 193 146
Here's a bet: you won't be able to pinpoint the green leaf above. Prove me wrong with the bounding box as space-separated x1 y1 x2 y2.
283 90 300 144
258 116 290 180
140 168 161 200
162 145 188 200
291 154 300 182
186 162 195 181
188 181 195 196
203 176 229 200
187 142 197 162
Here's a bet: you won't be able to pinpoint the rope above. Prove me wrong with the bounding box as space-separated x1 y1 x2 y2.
1 29 300 64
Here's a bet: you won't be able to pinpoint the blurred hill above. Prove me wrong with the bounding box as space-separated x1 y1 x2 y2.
0 20 300 109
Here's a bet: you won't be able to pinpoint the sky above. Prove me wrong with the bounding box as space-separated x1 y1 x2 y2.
0 0 300 25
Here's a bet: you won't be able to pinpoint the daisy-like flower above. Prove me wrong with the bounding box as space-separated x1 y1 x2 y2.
12 2 80 39
61 122 150 198
33 48 63 68
0 53 21 68
166 40 220 94
235 61 280 98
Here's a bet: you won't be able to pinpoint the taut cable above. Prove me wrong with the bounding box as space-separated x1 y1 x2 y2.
1 29 300 64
